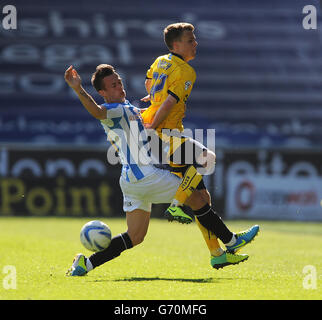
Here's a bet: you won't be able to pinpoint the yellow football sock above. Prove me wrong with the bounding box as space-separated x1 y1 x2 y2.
195 217 224 257
171 165 202 206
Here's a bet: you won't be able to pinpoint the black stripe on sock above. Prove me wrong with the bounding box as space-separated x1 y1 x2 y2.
193 203 211 217
121 232 133 249
89 232 132 268
193 205 233 244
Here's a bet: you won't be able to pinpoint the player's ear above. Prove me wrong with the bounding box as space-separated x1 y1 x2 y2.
171 41 179 51
97 89 106 98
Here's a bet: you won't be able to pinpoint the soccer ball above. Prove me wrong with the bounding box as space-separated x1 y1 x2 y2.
80 220 112 252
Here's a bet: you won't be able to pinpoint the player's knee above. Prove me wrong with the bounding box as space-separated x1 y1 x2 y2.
127 231 146 247
199 188 211 205
185 189 207 210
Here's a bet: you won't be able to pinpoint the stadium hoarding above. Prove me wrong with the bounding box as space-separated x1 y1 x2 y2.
223 149 322 221
0 145 180 217
0 176 122 217
0 146 119 178
2 145 322 220
226 176 322 221
0 146 123 216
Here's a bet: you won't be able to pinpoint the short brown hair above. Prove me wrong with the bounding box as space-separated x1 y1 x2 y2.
163 22 194 50
91 64 116 92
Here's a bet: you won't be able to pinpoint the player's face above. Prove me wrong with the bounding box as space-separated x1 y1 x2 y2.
174 30 198 62
100 73 126 103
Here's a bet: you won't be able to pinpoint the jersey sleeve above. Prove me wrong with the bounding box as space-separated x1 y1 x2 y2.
146 58 159 79
101 103 124 118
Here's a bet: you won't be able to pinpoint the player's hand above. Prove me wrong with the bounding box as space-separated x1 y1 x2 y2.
144 123 154 129
140 94 151 102
64 65 82 90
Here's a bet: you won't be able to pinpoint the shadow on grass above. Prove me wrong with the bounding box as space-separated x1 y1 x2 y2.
88 276 239 283
115 277 215 283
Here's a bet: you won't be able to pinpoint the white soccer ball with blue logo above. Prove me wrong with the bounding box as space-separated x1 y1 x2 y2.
80 220 112 252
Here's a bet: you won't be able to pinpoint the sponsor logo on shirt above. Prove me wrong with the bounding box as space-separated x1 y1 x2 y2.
185 81 192 90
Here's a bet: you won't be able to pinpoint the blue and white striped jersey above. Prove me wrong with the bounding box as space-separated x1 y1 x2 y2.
100 100 156 183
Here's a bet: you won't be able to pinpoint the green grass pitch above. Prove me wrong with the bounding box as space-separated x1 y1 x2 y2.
0 217 321 300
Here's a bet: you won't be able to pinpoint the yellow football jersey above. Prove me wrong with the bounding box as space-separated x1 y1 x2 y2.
141 53 196 132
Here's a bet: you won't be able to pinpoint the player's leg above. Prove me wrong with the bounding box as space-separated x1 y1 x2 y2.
164 136 259 252
67 208 150 276
149 132 205 215
164 167 259 255
161 136 241 259
136 167 246 268
185 189 249 268
164 137 215 222
126 209 151 246
192 199 259 254
195 217 249 269
189 187 224 256
166 152 235 245
88 209 150 267
189 189 224 256
195 217 224 257
184 188 223 256
170 165 203 206
185 185 259 256
164 165 202 224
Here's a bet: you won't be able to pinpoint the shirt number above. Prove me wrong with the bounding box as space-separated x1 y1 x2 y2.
150 72 167 99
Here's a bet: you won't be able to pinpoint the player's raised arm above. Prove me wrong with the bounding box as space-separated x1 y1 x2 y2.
64 66 107 120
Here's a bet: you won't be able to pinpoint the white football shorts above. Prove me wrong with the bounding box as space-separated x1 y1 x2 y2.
119 166 181 212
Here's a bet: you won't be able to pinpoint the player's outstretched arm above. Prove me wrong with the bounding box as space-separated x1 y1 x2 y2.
64 65 107 120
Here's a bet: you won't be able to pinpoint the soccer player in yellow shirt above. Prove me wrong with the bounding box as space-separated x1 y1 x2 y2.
141 27 196 132
141 22 259 268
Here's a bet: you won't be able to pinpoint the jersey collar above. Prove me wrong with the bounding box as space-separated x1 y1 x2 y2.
169 52 185 61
